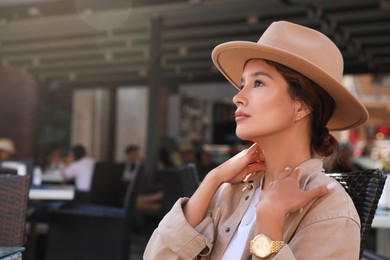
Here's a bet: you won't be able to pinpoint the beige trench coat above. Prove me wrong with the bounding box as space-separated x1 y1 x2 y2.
144 159 360 260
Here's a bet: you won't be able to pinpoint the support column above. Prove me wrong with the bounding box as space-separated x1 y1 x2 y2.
107 87 117 163
145 17 163 182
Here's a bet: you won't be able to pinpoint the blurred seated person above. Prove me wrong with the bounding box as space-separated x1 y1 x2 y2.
122 145 163 217
121 145 145 200
39 145 67 183
158 147 175 171
136 147 175 214
62 144 95 202
330 143 364 173
0 138 16 160
152 147 175 187
136 190 163 216
122 145 143 183
44 144 66 173
179 143 196 166
196 149 218 181
0 138 31 176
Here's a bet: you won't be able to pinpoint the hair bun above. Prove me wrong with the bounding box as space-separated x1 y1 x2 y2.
314 131 338 157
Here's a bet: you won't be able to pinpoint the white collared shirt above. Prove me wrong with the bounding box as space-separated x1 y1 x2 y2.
221 180 263 259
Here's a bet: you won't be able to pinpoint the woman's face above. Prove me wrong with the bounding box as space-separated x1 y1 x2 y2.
233 59 297 141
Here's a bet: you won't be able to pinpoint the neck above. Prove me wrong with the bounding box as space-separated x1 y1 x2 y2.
253 125 312 189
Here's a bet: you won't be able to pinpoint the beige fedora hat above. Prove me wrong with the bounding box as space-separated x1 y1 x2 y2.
212 21 368 131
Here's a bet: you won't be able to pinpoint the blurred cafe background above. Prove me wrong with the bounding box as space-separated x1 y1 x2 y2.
0 0 389 259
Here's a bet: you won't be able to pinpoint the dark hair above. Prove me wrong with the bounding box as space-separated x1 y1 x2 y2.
72 144 86 161
265 60 338 157
125 145 139 154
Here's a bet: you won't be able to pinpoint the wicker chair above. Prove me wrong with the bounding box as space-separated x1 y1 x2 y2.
0 167 18 175
326 169 387 259
45 165 143 260
0 174 31 246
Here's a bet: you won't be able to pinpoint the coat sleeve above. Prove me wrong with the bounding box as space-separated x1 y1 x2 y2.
143 197 217 260
271 184 361 260
272 216 360 259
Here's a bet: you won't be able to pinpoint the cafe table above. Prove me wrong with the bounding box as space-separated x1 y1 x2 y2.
41 169 66 184
27 184 75 256
29 184 75 200
0 247 24 260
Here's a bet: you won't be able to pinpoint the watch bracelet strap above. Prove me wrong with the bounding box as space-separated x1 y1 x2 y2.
270 241 285 254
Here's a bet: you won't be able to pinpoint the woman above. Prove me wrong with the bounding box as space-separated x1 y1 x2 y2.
144 21 368 259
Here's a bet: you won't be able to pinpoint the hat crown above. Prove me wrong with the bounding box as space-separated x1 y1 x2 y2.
259 21 343 82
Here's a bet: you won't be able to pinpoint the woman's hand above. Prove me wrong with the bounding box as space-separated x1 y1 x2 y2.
184 143 265 228
210 143 265 185
258 167 334 216
254 167 337 240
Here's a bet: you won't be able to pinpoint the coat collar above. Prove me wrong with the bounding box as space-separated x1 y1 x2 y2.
242 158 324 191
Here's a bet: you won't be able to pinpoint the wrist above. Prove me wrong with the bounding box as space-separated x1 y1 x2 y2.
256 203 286 240
204 169 224 188
250 233 285 259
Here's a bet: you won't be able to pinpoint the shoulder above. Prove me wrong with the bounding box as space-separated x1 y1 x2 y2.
300 172 360 229
76 157 95 166
82 157 95 163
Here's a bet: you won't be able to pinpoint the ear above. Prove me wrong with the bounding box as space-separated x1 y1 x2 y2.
294 100 311 120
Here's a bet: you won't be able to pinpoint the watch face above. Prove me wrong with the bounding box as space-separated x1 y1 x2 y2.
254 236 271 258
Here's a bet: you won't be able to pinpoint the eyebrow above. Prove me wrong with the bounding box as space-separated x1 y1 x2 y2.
241 71 273 83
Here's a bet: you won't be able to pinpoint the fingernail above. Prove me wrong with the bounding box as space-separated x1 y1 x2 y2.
327 182 337 190
285 167 291 171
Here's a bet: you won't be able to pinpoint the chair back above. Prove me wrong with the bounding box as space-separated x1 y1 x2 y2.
0 174 31 246
0 167 18 175
327 169 387 259
123 165 143 218
89 162 125 206
179 163 201 197
45 165 141 260
160 167 184 214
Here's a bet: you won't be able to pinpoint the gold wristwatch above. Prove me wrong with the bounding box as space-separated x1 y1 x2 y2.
250 233 285 258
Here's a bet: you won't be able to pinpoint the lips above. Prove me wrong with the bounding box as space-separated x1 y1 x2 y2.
235 111 250 121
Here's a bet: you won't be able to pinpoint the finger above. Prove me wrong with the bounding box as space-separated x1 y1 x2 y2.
245 144 265 166
290 167 301 180
278 167 292 179
247 143 260 156
305 182 336 200
247 161 265 173
256 147 265 162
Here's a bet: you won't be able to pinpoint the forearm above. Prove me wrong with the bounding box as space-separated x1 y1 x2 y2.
183 169 222 227
255 202 285 240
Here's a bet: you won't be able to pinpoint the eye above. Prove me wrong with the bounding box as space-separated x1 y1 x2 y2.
254 80 264 88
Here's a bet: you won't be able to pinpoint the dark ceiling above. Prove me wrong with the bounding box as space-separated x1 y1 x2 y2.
0 0 389 89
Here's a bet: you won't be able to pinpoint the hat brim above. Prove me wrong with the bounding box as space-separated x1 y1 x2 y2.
212 41 369 131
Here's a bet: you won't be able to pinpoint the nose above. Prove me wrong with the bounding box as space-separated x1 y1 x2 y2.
233 86 247 106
